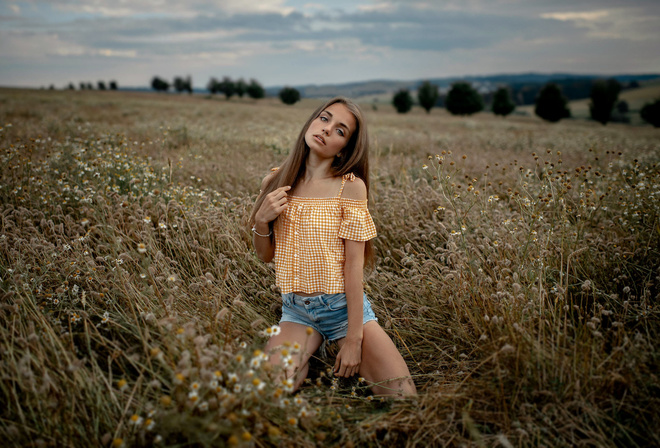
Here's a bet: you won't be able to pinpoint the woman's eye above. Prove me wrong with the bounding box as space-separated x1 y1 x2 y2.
337 129 344 137
320 116 327 122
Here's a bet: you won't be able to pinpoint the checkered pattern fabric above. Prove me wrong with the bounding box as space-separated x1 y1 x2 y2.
273 173 377 294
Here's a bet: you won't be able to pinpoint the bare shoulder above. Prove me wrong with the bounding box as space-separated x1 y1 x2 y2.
341 176 367 200
260 168 279 191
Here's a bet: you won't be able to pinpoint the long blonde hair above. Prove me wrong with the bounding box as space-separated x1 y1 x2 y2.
250 96 374 265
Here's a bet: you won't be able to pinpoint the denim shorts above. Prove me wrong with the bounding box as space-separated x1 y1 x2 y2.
280 292 378 342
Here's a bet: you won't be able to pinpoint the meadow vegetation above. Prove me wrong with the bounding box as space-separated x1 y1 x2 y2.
1 88 658 447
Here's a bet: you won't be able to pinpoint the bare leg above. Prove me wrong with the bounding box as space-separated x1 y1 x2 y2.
337 321 416 396
265 322 323 391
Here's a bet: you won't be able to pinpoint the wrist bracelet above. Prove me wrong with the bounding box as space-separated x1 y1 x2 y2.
251 225 272 238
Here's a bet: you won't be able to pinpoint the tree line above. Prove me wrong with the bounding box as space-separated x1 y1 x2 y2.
150 75 305 106
392 80 660 127
48 80 118 90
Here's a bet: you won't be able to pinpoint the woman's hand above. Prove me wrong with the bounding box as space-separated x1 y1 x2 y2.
334 338 362 377
254 185 291 227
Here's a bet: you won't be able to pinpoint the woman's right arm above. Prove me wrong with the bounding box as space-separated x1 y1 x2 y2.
253 176 291 263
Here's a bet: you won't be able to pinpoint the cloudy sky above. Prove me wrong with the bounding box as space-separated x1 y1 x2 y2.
1 0 658 89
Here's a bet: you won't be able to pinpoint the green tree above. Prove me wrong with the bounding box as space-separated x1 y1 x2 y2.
97 81 107 90
534 83 570 123
392 89 413 114
68 83 75 90
246 79 265 99
417 81 439 113
86 82 93 90
279 87 300 105
445 82 483 116
109 80 118 90
207 77 219 94
217 76 236 99
491 87 516 117
235 78 246 98
151 76 170 92
173 76 186 93
79 82 86 90
640 99 660 127
589 79 622 125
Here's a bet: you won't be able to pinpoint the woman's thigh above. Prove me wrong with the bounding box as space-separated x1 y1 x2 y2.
349 321 417 396
265 322 323 376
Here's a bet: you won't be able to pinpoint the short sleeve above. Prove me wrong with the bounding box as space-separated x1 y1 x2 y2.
338 198 377 241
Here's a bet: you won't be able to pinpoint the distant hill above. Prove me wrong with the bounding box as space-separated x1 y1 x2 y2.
265 73 660 105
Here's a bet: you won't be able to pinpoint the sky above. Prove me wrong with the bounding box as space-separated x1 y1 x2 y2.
1 0 659 89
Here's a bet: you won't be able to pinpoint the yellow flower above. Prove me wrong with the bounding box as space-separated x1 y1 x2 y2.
137 243 147 254
241 432 252 442
288 417 298 426
117 379 128 391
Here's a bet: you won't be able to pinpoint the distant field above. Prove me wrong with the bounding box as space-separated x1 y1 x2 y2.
1 88 658 447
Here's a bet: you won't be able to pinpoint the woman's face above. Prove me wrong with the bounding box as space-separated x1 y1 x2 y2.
305 103 356 160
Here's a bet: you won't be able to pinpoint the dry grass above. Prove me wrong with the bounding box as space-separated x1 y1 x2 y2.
1 88 659 447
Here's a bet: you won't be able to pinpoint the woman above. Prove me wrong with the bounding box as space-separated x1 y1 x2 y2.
250 97 416 396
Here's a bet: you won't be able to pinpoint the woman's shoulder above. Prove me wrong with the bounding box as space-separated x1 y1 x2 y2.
340 174 367 200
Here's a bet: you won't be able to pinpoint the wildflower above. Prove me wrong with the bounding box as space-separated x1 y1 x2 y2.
214 370 223 380
160 395 172 407
358 377 365 383
143 216 152 223
422 164 428 170
117 379 128 391
282 378 294 392
366 395 374 401
129 414 143 426
173 372 185 385
233 383 242 393
242 432 252 442
158 222 167 229
190 382 200 391
137 243 147 254
288 417 298 426
250 357 262 369
145 418 155 431
294 395 304 406
227 372 238 383
198 401 209 412
112 439 124 448
291 342 301 353
101 312 110 324
252 378 266 391
235 354 245 364
228 435 239 446
167 274 177 282
268 425 282 437
188 390 199 402
306 326 313 335
299 407 311 418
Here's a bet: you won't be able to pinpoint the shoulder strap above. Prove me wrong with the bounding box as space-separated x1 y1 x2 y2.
337 173 355 198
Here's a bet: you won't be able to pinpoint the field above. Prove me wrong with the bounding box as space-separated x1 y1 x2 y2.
1 88 659 447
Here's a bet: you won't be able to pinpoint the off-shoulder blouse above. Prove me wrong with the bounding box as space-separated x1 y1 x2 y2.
273 173 377 294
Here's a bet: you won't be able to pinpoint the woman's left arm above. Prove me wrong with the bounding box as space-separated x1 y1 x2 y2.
334 239 365 377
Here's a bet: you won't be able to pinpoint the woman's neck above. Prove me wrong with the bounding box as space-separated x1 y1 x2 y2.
303 154 335 182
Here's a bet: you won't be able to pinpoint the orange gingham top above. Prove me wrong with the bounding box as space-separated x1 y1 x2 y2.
273 173 377 294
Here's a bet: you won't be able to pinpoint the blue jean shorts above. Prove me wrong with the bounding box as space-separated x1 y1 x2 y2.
280 292 378 342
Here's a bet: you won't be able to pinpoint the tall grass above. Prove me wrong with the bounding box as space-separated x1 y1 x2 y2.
1 88 658 446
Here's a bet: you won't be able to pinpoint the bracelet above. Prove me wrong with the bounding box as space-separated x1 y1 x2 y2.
251 225 272 238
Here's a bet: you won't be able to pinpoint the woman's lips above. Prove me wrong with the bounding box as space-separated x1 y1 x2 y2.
314 134 325 145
